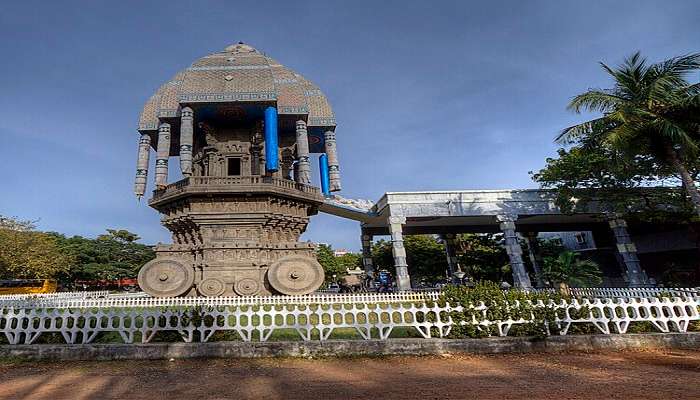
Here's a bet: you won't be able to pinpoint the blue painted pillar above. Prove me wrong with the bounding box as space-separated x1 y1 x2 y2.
319 153 330 196
264 106 278 172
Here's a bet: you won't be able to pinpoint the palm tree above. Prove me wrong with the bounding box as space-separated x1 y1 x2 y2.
541 251 602 294
557 52 700 216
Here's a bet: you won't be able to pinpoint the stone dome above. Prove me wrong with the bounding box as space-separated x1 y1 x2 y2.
138 43 335 132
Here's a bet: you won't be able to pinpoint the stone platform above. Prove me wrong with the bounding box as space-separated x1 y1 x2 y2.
2 333 698 361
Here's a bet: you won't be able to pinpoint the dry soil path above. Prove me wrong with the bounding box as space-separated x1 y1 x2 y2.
1 349 698 399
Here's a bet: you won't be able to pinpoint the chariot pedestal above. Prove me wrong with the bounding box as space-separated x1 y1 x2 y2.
138 176 326 297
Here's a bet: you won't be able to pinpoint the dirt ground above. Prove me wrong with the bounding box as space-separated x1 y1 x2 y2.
0 349 698 400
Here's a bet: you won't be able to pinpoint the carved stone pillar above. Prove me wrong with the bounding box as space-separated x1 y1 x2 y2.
442 233 458 278
497 214 532 289
524 232 545 288
293 161 300 182
134 133 151 199
360 227 375 277
608 215 648 287
155 122 171 188
295 120 312 184
324 130 342 191
179 107 194 176
388 216 411 291
251 127 262 176
281 149 295 180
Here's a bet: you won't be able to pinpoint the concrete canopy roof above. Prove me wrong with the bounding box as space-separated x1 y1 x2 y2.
320 190 607 236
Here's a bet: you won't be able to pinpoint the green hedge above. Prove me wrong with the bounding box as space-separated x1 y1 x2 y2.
438 281 578 338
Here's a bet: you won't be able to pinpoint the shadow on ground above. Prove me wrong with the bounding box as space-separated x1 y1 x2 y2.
1 349 699 399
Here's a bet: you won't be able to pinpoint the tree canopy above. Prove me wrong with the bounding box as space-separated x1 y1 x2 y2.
371 236 448 282
52 230 155 284
315 244 344 282
0 215 155 285
535 52 700 218
456 234 510 283
0 228 73 279
371 234 513 284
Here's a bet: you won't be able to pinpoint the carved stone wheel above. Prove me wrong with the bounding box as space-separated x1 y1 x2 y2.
198 278 226 297
267 255 324 296
234 278 261 296
138 259 194 297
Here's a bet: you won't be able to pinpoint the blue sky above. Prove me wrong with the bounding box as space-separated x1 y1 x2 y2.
1 1 698 250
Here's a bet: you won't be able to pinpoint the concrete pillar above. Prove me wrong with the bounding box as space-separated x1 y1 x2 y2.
319 154 330 196
264 107 278 173
497 214 532 289
360 227 375 277
388 216 411 291
608 216 647 287
324 130 342 192
179 107 194 177
134 133 151 199
155 122 171 188
295 120 312 184
523 232 545 288
442 233 458 277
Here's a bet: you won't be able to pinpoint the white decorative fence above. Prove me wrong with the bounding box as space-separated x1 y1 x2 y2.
1 293 698 345
535 287 699 299
0 292 440 309
0 290 110 301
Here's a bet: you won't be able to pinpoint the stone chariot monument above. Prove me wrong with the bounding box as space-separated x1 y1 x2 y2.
133 43 342 297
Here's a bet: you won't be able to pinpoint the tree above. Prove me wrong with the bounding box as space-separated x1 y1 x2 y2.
370 239 394 271
371 236 448 283
101 229 141 243
404 235 448 281
336 252 362 271
535 238 566 259
531 142 695 217
556 52 700 216
541 251 602 294
0 228 73 279
52 229 155 284
371 234 516 284
0 215 38 232
456 234 511 283
315 244 343 283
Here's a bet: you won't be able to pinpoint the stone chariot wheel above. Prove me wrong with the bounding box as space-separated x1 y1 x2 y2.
234 278 261 296
198 278 226 297
267 255 324 296
138 259 194 297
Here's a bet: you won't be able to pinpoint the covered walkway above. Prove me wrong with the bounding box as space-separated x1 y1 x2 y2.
320 190 650 290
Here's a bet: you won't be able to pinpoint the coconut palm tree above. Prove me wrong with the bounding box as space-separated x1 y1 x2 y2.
557 52 700 216
541 251 602 294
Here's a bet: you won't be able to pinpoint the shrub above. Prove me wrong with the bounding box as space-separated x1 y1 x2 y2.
437 281 568 338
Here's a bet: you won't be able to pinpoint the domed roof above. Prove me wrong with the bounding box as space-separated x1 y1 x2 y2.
138 43 335 132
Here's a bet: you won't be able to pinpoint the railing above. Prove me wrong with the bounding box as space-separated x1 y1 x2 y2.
534 287 700 299
0 291 440 309
1 293 698 345
152 175 321 201
0 290 109 301
3 287 698 309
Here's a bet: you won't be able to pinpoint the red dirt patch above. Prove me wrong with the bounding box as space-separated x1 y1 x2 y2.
1 349 698 399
